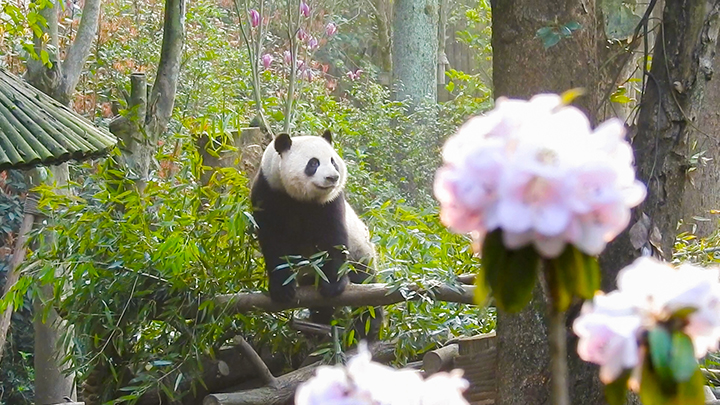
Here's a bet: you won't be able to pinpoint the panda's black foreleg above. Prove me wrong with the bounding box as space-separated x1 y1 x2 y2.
261 241 299 302
316 246 349 298
267 262 297 302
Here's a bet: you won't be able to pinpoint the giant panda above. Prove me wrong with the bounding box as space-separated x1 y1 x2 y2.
250 130 382 340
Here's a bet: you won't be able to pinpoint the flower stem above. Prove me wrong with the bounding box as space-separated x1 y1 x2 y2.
542 257 570 405
548 303 570 405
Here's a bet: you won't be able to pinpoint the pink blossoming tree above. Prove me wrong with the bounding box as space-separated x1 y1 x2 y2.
433 91 720 405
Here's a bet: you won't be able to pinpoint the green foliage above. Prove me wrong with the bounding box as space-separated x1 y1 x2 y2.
17 151 282 402
605 371 631 405
0 170 34 405
601 0 642 41
642 326 704 404
479 230 539 313
2 1 498 402
0 0 52 66
536 21 582 49
364 202 494 363
640 353 705 405
546 246 600 312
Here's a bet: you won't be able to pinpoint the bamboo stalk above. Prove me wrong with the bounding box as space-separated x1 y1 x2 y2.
0 79 87 155
0 119 24 164
1 70 116 149
0 84 66 158
0 91 46 161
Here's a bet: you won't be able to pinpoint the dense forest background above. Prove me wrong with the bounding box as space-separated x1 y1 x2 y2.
4 0 720 404
0 0 495 403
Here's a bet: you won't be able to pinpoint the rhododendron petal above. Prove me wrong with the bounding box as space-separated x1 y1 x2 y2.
435 93 646 258
533 235 566 258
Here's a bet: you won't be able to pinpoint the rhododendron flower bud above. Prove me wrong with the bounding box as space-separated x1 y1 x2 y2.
261 53 273 69
346 69 363 81
325 22 338 37
434 93 646 258
297 28 308 42
249 9 260 27
300 1 310 17
307 36 319 50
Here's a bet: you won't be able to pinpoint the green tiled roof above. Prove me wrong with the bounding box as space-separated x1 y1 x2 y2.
0 69 117 171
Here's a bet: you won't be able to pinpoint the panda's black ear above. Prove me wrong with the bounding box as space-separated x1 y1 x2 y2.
321 129 333 145
274 133 292 154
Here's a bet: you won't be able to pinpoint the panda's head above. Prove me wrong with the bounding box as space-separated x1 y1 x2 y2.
261 130 347 204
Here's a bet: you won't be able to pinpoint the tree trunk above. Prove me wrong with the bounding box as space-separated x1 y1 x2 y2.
630 0 720 257
391 0 439 105
108 0 185 192
23 0 102 402
490 1 607 405
374 0 393 74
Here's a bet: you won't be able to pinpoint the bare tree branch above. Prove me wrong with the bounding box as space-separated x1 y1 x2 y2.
58 0 102 100
208 283 475 315
233 335 278 389
146 0 186 137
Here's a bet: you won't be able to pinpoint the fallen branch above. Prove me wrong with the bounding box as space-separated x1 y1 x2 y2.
208 283 476 315
233 335 278 388
202 341 396 405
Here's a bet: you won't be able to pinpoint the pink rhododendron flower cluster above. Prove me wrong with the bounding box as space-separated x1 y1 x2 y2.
296 344 469 405
434 94 646 257
573 257 720 384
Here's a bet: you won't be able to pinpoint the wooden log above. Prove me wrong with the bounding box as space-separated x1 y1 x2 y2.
422 343 459 374
135 344 285 405
203 342 396 405
206 283 475 316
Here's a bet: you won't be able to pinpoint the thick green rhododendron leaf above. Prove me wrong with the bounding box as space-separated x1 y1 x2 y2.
670 331 698 382
605 370 631 405
640 358 705 405
479 230 539 312
547 245 601 311
477 230 506 305
648 326 674 386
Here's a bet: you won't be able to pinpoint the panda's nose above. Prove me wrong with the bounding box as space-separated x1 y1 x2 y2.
325 174 339 184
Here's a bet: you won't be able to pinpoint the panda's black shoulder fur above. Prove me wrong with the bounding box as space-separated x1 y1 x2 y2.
251 169 349 302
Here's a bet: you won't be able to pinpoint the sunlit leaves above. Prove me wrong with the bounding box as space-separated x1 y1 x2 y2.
479 230 539 313
536 21 582 49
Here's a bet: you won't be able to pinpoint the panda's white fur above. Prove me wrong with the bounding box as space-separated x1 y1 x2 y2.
252 131 381 339
260 135 347 204
259 134 375 264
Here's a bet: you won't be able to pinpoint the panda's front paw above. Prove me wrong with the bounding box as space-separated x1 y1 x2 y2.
269 282 297 303
319 276 348 298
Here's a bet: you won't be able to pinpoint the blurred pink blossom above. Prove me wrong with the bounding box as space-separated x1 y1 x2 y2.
346 69 363 81
283 50 292 65
325 22 338 37
434 94 646 258
573 257 720 385
297 28 309 42
261 54 273 69
574 291 643 383
300 1 310 17
307 36 319 50
249 9 260 27
296 344 469 405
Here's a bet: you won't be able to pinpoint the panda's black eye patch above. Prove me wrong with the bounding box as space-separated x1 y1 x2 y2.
331 157 339 171
305 158 320 176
